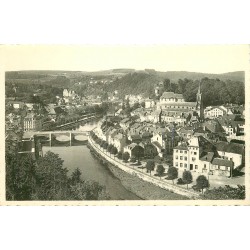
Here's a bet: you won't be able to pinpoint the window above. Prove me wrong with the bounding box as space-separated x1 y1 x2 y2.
184 163 187 168
180 150 183 153
175 162 178 167
184 151 187 154
192 157 196 161
195 165 198 169
180 156 183 160
204 164 206 169
184 157 187 161
180 163 183 167
175 156 178 160
176 150 178 153
194 152 197 155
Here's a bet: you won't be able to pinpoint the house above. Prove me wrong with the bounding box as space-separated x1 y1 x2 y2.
173 136 216 174
173 135 244 177
23 113 42 132
8 101 25 109
215 141 244 168
217 115 245 140
120 118 133 130
204 106 226 118
145 99 156 109
112 133 128 153
151 128 179 156
178 126 194 140
123 143 144 159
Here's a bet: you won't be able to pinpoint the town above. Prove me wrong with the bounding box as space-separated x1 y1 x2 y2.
5 70 245 200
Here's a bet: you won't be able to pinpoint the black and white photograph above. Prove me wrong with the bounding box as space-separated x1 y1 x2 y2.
1 45 249 204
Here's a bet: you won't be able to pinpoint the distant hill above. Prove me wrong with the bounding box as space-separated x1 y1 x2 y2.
156 71 245 83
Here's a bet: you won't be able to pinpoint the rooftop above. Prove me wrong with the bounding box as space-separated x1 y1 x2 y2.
160 92 184 99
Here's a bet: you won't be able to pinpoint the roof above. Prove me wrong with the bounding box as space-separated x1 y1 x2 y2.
131 134 142 140
160 92 184 99
174 142 188 150
215 142 244 155
152 141 163 150
18 140 35 153
142 131 153 138
114 133 124 140
200 152 214 162
212 158 234 168
158 102 196 107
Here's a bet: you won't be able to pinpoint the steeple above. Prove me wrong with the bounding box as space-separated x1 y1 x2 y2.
196 81 204 120
198 81 201 94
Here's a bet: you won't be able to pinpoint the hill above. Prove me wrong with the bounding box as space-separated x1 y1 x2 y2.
156 71 244 83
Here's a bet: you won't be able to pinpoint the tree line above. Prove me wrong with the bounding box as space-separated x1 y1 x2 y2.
6 149 110 201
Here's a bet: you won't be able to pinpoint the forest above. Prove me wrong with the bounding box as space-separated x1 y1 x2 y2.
106 73 245 106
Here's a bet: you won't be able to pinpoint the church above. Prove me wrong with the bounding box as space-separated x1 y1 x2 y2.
156 82 204 119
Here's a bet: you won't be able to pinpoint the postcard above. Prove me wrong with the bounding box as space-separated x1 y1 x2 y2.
0 45 249 205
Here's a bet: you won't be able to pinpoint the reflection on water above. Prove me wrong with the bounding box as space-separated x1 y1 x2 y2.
42 145 140 200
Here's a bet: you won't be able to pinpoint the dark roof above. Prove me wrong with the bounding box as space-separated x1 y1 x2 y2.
142 132 153 138
131 134 142 140
212 158 234 168
152 141 163 150
200 152 214 162
215 142 244 155
174 142 188 150
18 140 34 153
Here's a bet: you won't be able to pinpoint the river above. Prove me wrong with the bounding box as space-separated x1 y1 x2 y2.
42 145 141 200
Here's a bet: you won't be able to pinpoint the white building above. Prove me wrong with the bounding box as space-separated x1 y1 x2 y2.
173 136 244 177
23 113 42 132
145 99 156 109
204 106 226 118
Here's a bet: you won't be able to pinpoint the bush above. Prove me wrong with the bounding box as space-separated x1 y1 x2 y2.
117 151 123 159
122 152 130 162
177 178 185 185
146 160 155 175
130 156 136 163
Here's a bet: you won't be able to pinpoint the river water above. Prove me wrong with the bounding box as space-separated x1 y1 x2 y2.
42 145 141 200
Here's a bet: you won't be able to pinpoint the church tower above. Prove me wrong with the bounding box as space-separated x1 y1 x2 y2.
196 82 204 120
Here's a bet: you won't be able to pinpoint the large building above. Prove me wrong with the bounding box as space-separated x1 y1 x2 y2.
156 83 203 119
23 113 42 132
173 136 244 177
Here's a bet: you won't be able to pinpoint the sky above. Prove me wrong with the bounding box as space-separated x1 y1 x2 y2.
0 45 248 74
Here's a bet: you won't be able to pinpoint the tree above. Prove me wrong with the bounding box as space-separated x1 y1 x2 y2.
202 185 245 200
132 145 144 164
156 164 165 179
107 144 113 153
111 146 118 156
71 168 82 186
182 170 193 189
122 152 130 162
103 142 108 150
36 151 69 200
6 152 36 200
146 160 155 175
117 151 123 159
167 166 178 184
196 175 209 194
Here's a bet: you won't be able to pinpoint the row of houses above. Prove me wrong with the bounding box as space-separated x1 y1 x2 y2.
173 137 244 177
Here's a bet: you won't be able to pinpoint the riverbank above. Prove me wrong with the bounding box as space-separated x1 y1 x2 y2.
88 143 189 200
